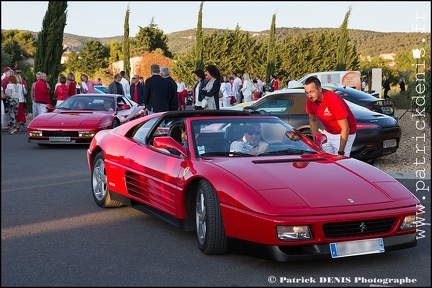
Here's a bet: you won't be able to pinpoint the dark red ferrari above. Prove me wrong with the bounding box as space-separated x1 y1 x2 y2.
87 110 421 261
28 94 145 145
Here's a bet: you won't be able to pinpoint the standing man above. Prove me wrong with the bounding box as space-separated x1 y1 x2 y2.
119 70 130 97
143 64 178 113
231 72 242 105
304 76 357 157
160 66 178 110
382 74 390 99
130 74 145 105
107 74 124 95
34 72 51 115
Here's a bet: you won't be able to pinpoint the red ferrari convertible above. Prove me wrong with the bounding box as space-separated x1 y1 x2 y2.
87 110 422 261
28 94 145 145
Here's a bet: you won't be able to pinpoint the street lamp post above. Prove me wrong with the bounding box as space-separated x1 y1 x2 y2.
411 49 421 112
400 49 422 119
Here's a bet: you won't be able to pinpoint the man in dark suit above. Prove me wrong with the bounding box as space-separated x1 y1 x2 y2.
160 65 178 109
130 74 145 105
143 64 178 113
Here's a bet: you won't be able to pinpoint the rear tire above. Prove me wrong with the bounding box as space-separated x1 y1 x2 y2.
91 152 123 208
195 179 227 255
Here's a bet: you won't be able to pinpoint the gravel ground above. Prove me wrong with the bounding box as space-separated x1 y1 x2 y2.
378 108 431 174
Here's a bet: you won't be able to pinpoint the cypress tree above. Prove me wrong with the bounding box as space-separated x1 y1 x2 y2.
265 13 276 83
336 7 352 71
34 1 68 100
123 5 131 80
195 1 204 70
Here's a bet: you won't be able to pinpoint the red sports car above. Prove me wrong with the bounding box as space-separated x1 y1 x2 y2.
28 94 145 145
87 110 422 261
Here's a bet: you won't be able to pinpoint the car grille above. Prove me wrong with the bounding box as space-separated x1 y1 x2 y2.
43 131 79 137
322 218 396 238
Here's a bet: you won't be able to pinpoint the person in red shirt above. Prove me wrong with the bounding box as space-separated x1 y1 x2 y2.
304 76 357 157
54 75 69 106
66 72 77 96
34 72 51 114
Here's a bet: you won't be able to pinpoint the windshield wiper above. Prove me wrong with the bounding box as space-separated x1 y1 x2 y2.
260 148 318 156
199 151 253 157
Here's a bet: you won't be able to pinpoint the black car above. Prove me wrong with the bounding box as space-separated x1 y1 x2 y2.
224 89 401 162
320 84 397 120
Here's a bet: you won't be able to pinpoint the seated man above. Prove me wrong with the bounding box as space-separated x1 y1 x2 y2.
76 100 87 110
286 130 300 141
230 123 269 155
103 99 114 111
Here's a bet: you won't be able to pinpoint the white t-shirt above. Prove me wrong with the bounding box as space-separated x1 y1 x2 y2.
120 77 130 95
232 77 242 97
177 81 186 93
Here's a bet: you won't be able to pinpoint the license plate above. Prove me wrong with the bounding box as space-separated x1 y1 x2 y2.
49 136 71 142
383 139 397 148
330 238 384 258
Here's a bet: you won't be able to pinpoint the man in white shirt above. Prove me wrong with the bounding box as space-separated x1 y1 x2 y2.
120 71 130 98
231 72 242 105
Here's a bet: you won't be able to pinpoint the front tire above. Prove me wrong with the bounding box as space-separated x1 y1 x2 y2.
91 152 123 207
195 179 227 255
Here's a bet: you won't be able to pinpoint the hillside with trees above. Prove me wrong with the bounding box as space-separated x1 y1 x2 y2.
4 27 428 58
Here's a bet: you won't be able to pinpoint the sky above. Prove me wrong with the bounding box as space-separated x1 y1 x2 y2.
1 1 431 38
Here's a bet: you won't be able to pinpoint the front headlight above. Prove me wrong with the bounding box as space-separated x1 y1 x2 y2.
399 215 417 230
29 131 43 137
277 225 312 240
78 131 95 137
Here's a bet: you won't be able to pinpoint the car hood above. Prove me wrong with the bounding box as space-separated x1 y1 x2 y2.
213 156 409 209
29 111 109 128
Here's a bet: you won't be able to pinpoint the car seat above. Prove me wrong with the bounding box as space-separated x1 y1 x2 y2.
224 125 245 151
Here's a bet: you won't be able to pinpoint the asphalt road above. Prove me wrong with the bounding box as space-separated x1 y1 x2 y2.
1 126 430 287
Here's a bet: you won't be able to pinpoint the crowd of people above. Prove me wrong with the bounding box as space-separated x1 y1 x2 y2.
1 62 405 159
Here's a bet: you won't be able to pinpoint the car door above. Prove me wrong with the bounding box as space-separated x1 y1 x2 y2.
123 118 187 218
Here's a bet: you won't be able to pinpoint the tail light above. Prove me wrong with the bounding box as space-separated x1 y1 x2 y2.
356 123 380 130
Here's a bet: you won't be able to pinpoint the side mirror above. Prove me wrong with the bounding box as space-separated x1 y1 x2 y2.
153 136 188 157
314 133 328 147
45 104 56 112
118 104 131 111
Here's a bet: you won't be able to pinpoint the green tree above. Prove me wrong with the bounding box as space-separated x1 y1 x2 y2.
123 5 131 80
335 6 352 71
195 1 204 70
64 50 80 74
2 30 37 59
131 18 173 58
1 47 12 70
1 38 23 66
107 40 123 63
34 1 68 98
265 13 276 83
78 39 108 77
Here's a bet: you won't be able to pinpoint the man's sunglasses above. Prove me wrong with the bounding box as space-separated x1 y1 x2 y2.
247 131 261 136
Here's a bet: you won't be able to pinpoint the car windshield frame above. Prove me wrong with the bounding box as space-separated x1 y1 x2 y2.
186 116 318 158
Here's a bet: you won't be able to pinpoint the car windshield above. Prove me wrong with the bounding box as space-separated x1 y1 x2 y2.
56 96 115 111
187 117 318 158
